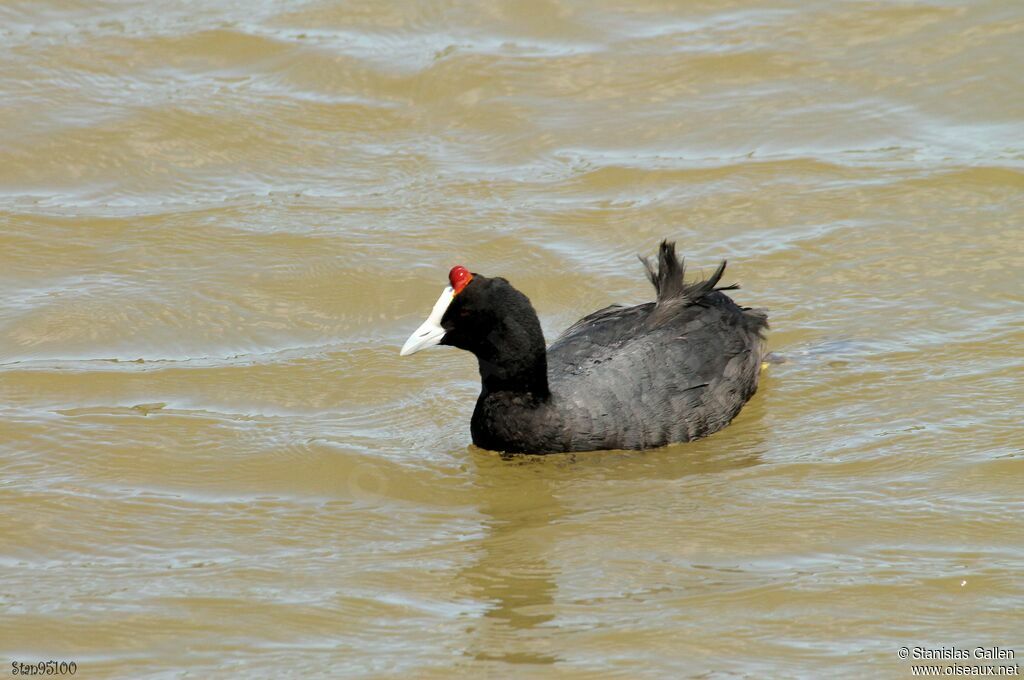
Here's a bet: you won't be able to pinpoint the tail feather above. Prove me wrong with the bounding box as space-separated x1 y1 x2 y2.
639 240 737 306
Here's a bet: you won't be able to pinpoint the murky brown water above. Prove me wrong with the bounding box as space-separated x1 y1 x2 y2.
2 1 1023 677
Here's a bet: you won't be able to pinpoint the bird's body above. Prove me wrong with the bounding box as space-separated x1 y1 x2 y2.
402 241 768 454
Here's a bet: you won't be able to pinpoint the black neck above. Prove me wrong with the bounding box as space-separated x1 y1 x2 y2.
477 353 550 399
475 319 550 400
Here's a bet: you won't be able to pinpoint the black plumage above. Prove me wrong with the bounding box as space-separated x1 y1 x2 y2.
428 240 768 454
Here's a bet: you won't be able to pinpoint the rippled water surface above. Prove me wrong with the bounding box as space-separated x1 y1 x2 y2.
2 1 1023 677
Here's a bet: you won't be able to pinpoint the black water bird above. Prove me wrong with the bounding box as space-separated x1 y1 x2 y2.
401 240 768 453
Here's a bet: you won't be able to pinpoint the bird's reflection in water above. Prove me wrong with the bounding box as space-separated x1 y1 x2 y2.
458 453 564 665
455 409 766 667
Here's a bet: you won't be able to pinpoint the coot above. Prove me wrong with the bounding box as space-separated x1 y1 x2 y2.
400 240 768 453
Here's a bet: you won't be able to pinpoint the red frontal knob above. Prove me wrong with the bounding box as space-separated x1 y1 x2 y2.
449 265 473 294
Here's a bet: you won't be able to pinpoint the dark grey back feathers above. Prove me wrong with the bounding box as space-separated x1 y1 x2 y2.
639 239 738 306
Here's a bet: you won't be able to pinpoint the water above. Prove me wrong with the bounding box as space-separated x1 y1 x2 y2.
1 1 1022 677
